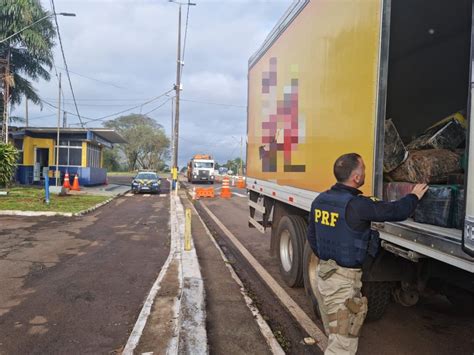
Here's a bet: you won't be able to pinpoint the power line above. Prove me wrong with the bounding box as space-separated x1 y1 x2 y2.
81 89 174 124
43 89 174 126
180 0 191 78
50 0 84 128
143 97 174 115
55 65 128 90
43 97 153 102
180 98 246 108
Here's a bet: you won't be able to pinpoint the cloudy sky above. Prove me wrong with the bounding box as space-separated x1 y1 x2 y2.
12 0 292 166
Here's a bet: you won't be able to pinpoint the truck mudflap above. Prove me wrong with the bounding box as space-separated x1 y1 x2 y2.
248 190 273 233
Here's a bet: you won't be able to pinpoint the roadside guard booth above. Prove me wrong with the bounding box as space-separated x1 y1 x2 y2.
10 127 126 186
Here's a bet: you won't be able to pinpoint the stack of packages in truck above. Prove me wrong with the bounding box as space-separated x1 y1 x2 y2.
383 113 466 229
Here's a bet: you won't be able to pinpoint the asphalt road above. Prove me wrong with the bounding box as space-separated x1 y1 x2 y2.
0 178 171 354
190 182 474 355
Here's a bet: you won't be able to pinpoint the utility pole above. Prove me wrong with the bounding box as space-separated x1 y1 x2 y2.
172 4 182 190
1 49 11 143
25 98 29 127
170 96 174 167
170 0 196 189
55 73 61 186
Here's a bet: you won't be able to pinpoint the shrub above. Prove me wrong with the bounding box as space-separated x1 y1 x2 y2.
0 143 18 188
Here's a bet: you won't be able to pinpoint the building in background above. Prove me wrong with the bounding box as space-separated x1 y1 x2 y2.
10 127 126 186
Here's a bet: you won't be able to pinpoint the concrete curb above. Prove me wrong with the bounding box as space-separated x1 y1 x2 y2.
174 192 208 354
0 189 130 218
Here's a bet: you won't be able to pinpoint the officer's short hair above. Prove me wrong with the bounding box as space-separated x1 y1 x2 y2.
334 153 362 182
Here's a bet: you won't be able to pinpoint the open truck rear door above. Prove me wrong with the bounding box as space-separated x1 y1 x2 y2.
464 19 474 257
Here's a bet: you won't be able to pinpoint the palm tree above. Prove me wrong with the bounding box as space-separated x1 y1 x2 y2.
0 0 56 114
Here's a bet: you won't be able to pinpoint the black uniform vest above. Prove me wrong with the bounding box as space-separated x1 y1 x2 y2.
313 189 372 268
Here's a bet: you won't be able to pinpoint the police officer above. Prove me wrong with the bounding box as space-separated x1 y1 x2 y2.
307 153 428 355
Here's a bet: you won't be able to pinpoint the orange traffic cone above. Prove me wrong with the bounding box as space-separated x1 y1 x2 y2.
236 176 245 189
71 174 81 191
63 171 71 189
220 177 232 198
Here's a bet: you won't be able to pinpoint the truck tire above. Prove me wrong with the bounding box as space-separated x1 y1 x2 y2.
362 281 393 321
277 215 306 288
303 241 323 319
304 239 392 322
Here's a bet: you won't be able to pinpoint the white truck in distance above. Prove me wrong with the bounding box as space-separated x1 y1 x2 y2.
187 154 216 184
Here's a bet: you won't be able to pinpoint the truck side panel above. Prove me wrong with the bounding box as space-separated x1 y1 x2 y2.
247 0 383 195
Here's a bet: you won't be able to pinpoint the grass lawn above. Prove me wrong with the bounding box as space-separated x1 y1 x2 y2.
0 187 109 213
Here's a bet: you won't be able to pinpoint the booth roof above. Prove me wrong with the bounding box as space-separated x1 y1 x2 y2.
12 127 127 144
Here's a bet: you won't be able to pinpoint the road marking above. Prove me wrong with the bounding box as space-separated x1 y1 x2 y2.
125 193 134 197
160 194 166 197
143 194 151 197
232 192 247 198
188 201 285 355
199 202 328 351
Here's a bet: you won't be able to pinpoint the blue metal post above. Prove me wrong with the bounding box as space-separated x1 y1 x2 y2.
44 174 50 205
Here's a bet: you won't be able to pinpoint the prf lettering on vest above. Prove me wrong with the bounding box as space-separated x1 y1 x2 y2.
315 209 339 227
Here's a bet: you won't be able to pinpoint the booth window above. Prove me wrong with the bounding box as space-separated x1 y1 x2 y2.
13 139 23 164
56 140 82 166
87 144 101 168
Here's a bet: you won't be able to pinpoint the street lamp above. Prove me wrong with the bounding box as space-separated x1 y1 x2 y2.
169 0 196 191
0 12 76 44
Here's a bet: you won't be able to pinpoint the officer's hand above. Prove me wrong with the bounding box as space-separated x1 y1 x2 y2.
412 184 429 200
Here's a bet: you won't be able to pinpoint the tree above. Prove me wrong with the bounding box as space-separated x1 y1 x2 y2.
104 114 170 171
224 157 245 175
103 147 122 172
0 0 56 114
0 143 18 188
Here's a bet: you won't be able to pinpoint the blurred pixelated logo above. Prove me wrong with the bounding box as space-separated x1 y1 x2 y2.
259 57 306 173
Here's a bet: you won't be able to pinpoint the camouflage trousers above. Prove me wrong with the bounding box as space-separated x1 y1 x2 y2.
315 259 368 355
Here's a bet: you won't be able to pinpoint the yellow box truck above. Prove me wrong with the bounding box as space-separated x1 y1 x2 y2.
247 0 474 319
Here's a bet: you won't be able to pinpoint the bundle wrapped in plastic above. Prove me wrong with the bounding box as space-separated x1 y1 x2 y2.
389 149 461 183
383 182 416 202
384 119 408 172
414 185 454 227
452 187 465 230
407 113 466 150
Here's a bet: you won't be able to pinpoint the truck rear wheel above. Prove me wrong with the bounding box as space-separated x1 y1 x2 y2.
303 240 392 322
362 281 393 321
303 242 326 326
277 215 306 288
